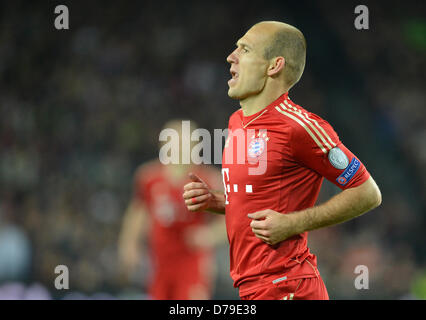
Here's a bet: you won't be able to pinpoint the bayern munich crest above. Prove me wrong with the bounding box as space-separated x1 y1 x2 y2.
247 132 269 158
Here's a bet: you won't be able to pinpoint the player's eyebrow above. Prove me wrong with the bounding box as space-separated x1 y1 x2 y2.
236 40 252 49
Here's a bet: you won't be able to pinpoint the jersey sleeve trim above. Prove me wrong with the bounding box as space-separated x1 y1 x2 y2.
275 104 328 153
275 99 338 154
285 99 337 150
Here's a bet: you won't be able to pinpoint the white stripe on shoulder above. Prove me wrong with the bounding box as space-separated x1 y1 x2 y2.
275 106 328 153
284 100 336 148
282 100 335 150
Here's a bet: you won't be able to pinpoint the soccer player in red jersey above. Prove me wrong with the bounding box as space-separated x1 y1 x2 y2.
119 120 225 300
183 21 382 300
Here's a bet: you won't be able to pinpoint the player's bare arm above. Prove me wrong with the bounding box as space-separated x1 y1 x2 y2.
183 172 226 214
248 176 381 245
118 198 148 273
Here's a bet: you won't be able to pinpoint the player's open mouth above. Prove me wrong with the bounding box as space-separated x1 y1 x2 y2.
228 70 239 86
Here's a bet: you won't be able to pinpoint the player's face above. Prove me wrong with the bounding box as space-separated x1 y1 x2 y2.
226 26 270 100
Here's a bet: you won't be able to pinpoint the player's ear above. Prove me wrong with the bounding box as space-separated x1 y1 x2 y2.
267 56 285 77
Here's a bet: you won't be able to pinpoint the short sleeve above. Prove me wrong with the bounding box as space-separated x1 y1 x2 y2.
291 117 370 190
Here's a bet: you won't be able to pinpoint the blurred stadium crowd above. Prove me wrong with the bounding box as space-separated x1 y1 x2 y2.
0 1 425 299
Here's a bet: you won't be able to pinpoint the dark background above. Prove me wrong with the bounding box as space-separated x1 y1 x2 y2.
0 0 425 299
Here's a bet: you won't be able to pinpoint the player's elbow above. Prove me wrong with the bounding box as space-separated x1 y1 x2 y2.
355 177 382 213
367 178 382 210
371 186 382 209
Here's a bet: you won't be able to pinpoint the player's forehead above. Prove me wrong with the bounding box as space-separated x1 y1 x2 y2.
237 25 271 49
235 32 253 50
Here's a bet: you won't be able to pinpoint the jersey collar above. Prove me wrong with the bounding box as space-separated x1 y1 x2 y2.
240 92 289 128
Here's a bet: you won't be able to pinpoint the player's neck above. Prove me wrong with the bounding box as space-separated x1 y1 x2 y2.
240 84 289 117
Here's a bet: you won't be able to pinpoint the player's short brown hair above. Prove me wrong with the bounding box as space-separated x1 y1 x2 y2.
259 22 307 89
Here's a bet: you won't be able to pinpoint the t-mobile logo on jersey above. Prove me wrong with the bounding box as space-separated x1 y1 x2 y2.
221 168 254 205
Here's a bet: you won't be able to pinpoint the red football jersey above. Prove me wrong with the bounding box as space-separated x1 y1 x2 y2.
134 162 217 263
222 92 370 294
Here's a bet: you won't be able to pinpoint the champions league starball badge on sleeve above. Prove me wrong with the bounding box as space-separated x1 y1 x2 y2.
328 147 349 170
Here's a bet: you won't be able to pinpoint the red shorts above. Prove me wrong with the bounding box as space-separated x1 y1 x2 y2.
240 275 329 300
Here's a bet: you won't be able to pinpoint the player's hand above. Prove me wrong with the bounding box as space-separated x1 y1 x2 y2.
183 172 213 212
248 209 299 245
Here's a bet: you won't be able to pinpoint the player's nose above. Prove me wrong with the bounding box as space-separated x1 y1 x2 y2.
226 48 238 64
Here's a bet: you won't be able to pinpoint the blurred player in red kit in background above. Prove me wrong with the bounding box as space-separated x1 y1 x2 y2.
118 120 225 300
183 21 382 300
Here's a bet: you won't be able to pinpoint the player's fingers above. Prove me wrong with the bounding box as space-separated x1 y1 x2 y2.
188 172 208 186
187 202 208 212
185 193 211 206
183 182 206 191
253 233 271 244
182 189 209 200
251 228 270 238
247 210 269 220
250 219 267 230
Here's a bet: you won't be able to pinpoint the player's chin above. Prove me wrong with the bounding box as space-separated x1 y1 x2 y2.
227 88 241 100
